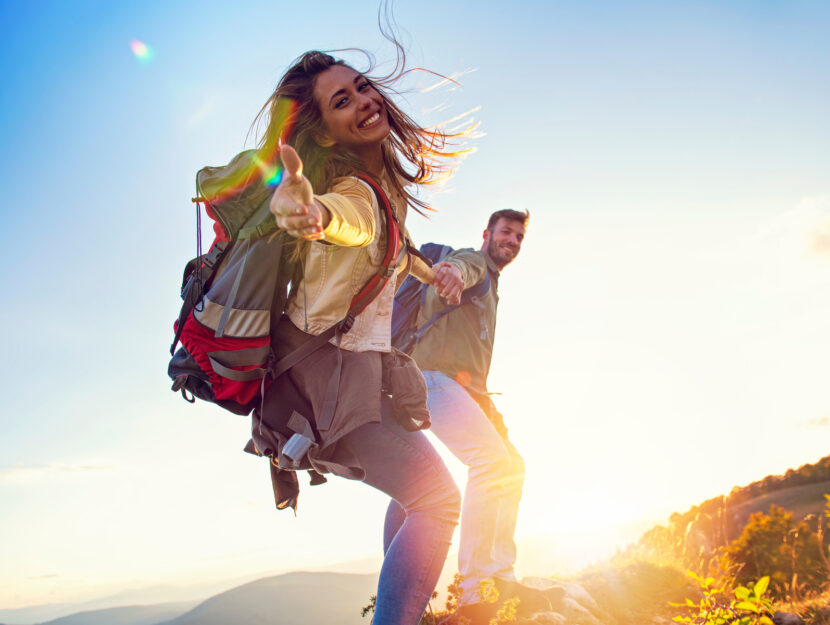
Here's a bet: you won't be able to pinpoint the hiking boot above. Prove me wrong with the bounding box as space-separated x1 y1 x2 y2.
493 578 552 615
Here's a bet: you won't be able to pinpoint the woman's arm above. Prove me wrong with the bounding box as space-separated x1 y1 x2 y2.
270 145 376 246
315 179 376 247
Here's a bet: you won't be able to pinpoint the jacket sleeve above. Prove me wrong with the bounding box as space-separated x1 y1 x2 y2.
408 253 435 284
443 248 487 289
315 177 376 247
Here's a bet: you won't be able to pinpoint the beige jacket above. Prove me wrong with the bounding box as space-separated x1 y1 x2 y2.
285 174 430 351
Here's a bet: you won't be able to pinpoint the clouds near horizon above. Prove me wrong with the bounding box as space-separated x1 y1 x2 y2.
0 464 112 484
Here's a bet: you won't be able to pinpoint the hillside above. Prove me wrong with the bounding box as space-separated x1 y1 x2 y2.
158 571 377 625
634 455 830 571
35 601 196 625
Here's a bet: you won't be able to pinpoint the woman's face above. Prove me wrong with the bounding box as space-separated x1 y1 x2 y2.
313 65 390 158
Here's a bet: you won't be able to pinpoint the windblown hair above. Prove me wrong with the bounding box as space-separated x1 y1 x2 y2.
253 49 471 214
487 209 530 230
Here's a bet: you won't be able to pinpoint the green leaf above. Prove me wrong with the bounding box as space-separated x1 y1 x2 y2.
759 617 774 625
735 586 750 600
734 601 757 611
754 577 769 597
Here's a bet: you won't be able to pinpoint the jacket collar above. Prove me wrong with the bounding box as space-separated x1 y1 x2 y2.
481 248 502 275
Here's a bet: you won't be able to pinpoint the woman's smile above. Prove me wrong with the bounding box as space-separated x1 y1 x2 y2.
359 111 382 128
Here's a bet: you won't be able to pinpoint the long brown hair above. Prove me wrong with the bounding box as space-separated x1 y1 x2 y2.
252 49 472 215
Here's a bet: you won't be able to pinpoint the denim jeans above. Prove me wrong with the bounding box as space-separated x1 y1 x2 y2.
383 371 525 605
340 398 460 625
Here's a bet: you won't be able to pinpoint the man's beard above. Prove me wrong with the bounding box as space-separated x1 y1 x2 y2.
487 238 516 269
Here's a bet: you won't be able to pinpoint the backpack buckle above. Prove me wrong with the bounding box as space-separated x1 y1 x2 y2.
339 312 356 334
202 243 226 270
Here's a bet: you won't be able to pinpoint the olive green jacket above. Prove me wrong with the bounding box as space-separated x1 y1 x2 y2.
409 248 501 396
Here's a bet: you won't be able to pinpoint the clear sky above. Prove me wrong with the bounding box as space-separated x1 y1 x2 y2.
1 0 829 612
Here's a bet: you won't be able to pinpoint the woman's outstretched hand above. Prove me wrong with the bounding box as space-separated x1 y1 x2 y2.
432 262 463 306
270 144 329 240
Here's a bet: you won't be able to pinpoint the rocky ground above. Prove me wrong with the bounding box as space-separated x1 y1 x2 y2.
495 568 808 625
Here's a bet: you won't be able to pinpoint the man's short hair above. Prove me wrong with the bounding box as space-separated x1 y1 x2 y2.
487 209 530 231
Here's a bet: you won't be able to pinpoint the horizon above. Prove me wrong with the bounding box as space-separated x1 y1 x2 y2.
1 0 829 613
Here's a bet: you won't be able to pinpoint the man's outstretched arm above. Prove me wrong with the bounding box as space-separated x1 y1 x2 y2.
432 249 487 305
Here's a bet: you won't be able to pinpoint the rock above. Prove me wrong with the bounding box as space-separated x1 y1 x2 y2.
526 612 566 625
521 577 598 611
519 577 619 624
521 576 559 590
772 612 804 625
556 597 606 625
560 582 601 613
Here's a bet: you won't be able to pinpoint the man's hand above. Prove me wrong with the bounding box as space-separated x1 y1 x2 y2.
432 261 463 305
270 144 329 240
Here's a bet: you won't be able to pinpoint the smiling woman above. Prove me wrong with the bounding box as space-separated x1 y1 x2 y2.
210 45 475 625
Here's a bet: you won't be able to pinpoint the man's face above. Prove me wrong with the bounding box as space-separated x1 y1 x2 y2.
483 217 526 269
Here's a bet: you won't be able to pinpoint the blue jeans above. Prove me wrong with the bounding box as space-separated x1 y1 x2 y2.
383 371 525 605
340 398 460 625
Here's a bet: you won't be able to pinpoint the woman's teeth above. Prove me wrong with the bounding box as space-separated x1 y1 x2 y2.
359 113 380 128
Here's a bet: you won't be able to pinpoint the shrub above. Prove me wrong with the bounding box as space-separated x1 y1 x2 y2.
672 573 774 625
721 505 825 600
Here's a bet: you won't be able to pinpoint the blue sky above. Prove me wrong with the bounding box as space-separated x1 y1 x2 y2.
1 0 829 612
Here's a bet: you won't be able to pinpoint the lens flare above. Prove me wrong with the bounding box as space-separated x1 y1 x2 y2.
455 370 472 387
204 98 299 206
130 40 155 63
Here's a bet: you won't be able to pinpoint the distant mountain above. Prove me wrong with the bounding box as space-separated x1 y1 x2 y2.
0 577 250 625
0 602 74 625
35 601 196 625
158 571 377 625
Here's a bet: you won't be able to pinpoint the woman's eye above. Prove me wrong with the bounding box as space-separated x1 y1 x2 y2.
358 81 371 91
335 96 349 108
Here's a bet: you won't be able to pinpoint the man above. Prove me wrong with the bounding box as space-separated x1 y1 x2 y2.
385 209 550 623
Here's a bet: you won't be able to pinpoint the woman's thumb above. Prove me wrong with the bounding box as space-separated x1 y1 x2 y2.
280 144 303 179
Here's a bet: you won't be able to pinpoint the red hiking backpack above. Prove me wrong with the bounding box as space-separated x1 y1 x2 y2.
168 150 400 417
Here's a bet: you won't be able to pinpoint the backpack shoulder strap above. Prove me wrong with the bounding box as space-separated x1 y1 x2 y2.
341 174 400 329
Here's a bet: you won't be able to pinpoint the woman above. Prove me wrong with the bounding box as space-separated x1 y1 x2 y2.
258 51 466 625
